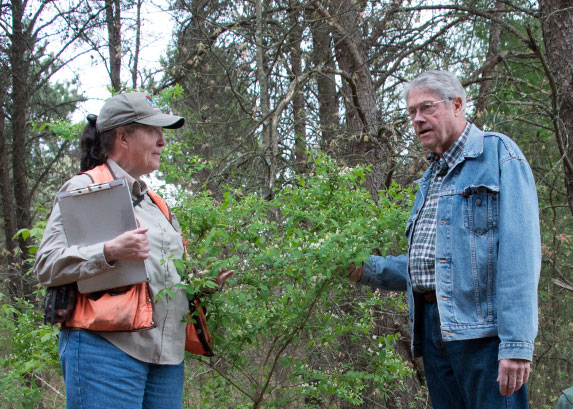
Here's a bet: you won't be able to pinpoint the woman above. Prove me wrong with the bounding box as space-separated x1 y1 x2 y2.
34 92 232 409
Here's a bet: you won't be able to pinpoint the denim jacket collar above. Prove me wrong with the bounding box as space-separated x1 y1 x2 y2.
460 123 484 160
416 123 484 185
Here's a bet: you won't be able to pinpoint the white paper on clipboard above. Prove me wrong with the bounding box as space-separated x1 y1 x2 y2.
57 178 149 293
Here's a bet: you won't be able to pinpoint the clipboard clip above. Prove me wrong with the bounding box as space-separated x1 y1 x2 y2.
69 182 113 196
61 179 127 198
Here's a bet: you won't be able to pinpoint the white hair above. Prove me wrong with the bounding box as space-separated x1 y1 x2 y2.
402 70 466 113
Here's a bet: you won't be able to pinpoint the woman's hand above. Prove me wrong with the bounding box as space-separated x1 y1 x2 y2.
215 268 234 286
104 228 150 262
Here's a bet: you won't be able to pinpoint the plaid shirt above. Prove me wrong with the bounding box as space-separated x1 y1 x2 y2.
409 123 470 292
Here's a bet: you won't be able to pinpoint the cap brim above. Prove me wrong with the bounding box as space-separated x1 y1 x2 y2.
135 113 185 129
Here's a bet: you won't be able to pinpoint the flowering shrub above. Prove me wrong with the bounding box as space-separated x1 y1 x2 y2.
171 155 414 407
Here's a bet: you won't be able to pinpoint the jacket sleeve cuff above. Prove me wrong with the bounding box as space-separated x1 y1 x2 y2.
360 255 408 291
78 242 115 278
360 256 377 286
498 341 534 361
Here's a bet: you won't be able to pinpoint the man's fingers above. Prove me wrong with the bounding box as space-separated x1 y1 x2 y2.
498 359 512 396
523 366 531 384
497 371 508 396
507 373 517 396
348 262 363 282
515 364 526 392
516 361 531 392
498 359 530 397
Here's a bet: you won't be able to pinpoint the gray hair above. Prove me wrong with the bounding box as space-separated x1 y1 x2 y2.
402 70 466 113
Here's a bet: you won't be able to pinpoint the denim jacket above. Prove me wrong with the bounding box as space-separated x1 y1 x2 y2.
361 124 541 361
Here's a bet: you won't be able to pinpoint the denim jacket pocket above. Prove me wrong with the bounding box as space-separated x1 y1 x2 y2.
462 185 499 235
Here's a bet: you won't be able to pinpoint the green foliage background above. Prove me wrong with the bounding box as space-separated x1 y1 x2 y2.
1 1 572 407
169 155 415 407
0 155 416 408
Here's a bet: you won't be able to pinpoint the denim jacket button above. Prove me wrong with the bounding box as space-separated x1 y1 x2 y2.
475 198 482 206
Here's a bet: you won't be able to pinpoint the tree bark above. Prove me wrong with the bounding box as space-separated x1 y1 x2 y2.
172 0 212 87
255 0 275 199
106 0 122 92
540 0 573 216
313 0 387 198
289 3 307 174
4 0 35 299
9 0 32 257
323 0 378 136
473 1 505 128
0 80 16 253
131 0 143 89
307 7 338 153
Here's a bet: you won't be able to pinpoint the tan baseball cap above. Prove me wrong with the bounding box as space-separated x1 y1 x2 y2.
96 92 185 133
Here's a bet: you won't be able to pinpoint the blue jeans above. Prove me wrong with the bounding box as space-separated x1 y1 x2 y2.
422 303 529 409
59 330 184 409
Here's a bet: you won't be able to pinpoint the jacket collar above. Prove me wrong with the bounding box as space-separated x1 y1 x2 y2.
460 123 484 159
416 123 483 185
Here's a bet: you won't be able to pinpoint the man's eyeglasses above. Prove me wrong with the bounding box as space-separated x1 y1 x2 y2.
406 99 449 119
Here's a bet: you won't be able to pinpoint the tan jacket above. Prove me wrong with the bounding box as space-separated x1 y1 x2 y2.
35 159 188 365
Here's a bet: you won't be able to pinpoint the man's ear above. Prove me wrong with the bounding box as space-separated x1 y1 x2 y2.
452 96 464 117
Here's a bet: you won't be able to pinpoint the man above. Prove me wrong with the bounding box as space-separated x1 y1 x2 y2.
349 70 540 408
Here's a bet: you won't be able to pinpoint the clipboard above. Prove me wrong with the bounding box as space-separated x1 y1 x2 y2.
57 178 149 293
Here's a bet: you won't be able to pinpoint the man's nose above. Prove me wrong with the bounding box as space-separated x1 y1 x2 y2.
413 109 426 122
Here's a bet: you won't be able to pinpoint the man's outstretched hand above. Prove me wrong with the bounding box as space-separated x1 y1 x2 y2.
348 262 364 282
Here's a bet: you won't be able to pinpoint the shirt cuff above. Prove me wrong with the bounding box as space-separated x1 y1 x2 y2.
78 242 116 278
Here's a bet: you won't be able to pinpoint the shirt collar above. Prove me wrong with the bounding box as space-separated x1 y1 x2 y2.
106 158 148 197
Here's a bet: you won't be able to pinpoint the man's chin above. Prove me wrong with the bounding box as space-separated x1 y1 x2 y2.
419 137 435 150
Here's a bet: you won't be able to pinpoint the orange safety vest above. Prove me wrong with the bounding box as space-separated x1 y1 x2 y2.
65 164 212 355
64 164 158 331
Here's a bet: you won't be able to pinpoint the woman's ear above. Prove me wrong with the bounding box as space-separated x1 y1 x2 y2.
115 127 130 150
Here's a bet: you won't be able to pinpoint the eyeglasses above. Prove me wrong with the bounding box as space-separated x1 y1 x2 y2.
406 99 449 119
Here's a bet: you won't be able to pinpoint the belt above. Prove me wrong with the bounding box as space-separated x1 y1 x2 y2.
422 291 437 304
87 285 131 301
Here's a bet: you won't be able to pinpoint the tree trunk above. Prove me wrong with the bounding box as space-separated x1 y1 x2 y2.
307 7 338 154
473 1 505 128
325 0 378 136
289 3 307 174
6 0 33 299
540 0 573 216
9 0 32 257
106 0 122 92
314 0 387 197
0 81 16 253
131 0 143 89
255 0 275 199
